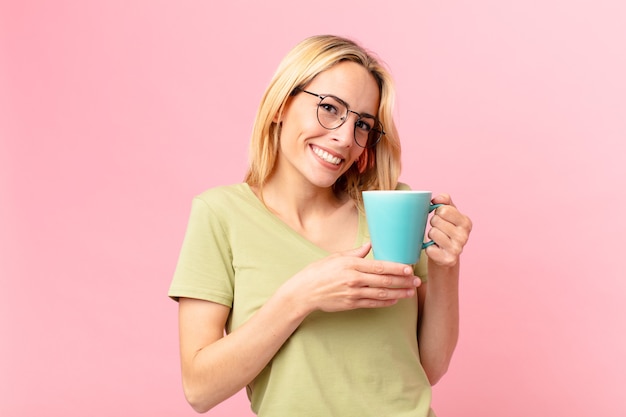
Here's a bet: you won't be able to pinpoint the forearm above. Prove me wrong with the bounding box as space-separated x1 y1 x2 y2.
417 261 460 385
182 287 309 412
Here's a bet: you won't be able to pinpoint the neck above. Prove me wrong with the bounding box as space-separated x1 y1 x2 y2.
253 176 347 228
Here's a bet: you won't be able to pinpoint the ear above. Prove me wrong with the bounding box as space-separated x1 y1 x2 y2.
274 94 295 124
357 151 369 173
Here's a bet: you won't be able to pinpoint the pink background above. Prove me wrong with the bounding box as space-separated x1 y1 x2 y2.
2 1 625 416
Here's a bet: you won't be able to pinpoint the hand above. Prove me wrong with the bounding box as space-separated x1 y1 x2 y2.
425 194 472 268
286 243 421 314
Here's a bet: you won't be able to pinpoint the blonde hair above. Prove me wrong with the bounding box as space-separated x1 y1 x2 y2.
244 35 401 207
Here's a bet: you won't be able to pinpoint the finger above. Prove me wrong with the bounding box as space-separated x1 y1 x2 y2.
337 242 372 259
427 226 464 258
354 258 414 277
431 193 454 207
430 213 466 243
365 274 421 289
427 225 452 250
349 298 401 309
433 206 473 233
342 286 417 310
425 243 459 268
359 286 417 301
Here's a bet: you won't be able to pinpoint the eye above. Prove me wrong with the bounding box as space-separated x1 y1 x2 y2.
355 118 373 132
319 102 339 116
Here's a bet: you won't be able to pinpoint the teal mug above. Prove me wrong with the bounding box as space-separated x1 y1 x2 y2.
362 190 443 264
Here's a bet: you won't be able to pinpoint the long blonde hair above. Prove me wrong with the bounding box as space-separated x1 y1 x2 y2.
244 35 401 207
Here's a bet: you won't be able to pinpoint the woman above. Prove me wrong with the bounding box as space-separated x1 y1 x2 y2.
169 34 472 416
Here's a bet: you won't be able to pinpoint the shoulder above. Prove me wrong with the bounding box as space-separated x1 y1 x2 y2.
194 183 254 208
184 183 259 226
395 182 411 191
183 183 260 238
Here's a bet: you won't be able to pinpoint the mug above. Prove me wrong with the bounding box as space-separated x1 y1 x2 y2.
362 190 443 264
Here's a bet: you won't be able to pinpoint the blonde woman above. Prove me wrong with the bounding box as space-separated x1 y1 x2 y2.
169 34 472 417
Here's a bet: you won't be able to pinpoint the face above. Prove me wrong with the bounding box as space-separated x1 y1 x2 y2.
273 61 380 191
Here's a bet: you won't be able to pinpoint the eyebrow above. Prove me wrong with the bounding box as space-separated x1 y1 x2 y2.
358 111 377 119
323 92 378 120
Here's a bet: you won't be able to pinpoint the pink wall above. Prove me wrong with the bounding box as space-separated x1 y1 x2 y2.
2 1 625 416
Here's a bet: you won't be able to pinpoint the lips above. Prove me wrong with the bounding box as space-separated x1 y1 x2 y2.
311 145 343 165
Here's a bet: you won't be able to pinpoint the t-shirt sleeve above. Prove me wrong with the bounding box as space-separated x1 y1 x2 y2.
168 196 235 306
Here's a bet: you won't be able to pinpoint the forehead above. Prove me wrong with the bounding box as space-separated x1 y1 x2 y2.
306 61 380 114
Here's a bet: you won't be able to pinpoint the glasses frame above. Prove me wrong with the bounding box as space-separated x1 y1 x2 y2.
297 89 385 148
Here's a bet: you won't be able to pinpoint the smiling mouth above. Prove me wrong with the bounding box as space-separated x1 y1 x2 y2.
312 146 343 165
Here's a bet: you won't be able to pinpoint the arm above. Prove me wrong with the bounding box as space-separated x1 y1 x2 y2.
416 262 460 385
416 194 472 385
178 243 421 413
178 290 307 413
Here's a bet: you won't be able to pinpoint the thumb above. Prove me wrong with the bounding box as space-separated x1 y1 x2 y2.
432 193 454 207
339 242 372 258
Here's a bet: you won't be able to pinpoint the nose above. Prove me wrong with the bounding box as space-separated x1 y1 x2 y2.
331 114 356 147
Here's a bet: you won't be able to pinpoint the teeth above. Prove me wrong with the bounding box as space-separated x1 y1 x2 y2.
313 147 342 165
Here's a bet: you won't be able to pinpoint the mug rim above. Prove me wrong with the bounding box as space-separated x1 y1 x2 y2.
362 190 432 194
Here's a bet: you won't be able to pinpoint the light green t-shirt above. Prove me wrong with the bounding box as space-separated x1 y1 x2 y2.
169 183 435 417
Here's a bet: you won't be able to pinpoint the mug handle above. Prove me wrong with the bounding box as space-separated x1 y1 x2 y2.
422 203 444 249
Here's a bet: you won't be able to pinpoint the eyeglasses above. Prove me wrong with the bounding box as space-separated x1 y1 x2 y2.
298 89 385 148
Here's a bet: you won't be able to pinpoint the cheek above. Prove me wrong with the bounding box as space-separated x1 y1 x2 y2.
280 108 321 141
281 123 327 149
349 147 366 164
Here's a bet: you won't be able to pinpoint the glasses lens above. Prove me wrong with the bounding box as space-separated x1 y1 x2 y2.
314 93 383 148
316 96 347 129
354 118 384 148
